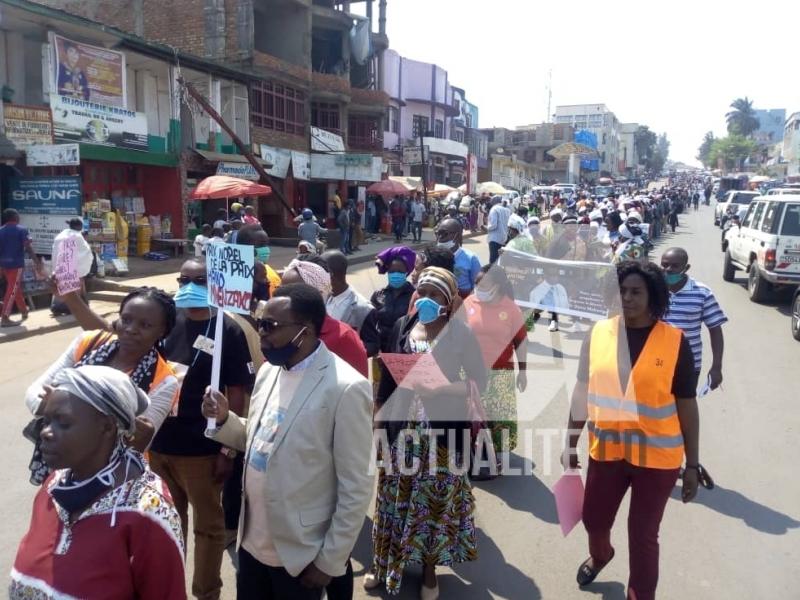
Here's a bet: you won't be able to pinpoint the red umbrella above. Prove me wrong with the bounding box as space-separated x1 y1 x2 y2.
367 179 412 196
190 175 272 200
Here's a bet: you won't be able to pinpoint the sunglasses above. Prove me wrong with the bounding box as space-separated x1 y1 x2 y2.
177 275 208 286
258 319 303 333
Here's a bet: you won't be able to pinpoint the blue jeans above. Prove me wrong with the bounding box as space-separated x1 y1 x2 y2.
412 220 423 241
339 227 350 253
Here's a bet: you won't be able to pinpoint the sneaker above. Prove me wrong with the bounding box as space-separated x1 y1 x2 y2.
549 321 559 332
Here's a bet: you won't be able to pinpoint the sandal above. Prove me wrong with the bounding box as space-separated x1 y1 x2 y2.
576 548 615 587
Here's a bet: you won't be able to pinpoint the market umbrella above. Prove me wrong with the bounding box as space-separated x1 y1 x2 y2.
389 176 423 191
477 181 508 195
368 179 413 196
748 175 770 183
546 142 599 159
429 183 456 197
190 175 271 200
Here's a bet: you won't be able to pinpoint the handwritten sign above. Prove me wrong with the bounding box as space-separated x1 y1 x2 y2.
206 241 255 315
204 241 254 432
53 237 81 295
379 352 450 390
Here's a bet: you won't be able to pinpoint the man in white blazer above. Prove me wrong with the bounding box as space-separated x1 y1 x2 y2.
203 283 374 599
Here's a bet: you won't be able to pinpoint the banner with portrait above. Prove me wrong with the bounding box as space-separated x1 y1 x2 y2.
51 33 127 108
497 248 616 320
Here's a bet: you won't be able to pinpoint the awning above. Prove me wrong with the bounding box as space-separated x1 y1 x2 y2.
79 144 178 167
194 149 272 167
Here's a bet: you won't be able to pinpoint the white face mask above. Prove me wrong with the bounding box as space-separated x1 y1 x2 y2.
437 240 456 251
475 285 498 303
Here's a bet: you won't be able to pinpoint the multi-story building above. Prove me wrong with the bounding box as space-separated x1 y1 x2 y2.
381 49 470 187
784 112 800 179
30 0 391 233
618 122 640 178
1 0 255 244
754 108 786 145
554 103 620 176
479 123 574 186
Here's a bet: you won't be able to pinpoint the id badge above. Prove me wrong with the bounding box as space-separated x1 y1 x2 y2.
192 335 215 356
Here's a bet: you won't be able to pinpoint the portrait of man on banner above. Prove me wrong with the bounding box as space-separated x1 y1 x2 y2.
56 42 90 101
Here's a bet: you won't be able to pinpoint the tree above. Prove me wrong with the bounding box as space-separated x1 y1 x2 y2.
708 135 757 170
697 131 715 167
726 97 760 137
656 133 670 159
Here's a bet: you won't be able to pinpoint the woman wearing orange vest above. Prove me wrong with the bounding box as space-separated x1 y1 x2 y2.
24 287 178 484
563 261 700 600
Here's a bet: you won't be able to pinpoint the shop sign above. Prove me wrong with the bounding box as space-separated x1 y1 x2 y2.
291 151 311 180
310 154 382 182
3 104 53 148
26 143 80 167
50 94 148 151
402 146 428 165
311 126 345 153
50 33 127 108
8 176 82 254
216 161 259 180
259 144 292 178
334 153 372 167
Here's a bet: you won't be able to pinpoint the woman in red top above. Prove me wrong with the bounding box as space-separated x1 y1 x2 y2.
462 264 528 477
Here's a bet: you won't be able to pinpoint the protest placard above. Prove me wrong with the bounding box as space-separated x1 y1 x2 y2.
53 237 82 296
497 248 616 320
204 241 254 430
379 352 450 390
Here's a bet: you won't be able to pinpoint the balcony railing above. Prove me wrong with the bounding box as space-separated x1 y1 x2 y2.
348 133 384 152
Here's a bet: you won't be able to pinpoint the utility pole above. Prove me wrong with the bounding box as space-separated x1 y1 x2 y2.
180 77 296 217
546 68 552 123
419 131 428 204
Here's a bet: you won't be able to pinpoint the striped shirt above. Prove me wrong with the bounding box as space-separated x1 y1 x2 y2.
664 278 727 371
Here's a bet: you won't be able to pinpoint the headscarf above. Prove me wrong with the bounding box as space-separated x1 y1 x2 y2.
417 266 457 306
375 245 417 275
52 365 149 436
287 259 332 297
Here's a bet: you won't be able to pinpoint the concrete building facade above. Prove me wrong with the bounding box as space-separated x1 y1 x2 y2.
784 112 800 179
555 103 620 176
754 108 786 145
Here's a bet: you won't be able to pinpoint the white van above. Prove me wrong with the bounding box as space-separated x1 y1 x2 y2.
723 194 800 302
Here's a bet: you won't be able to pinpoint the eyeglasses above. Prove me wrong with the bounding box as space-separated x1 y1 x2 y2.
258 319 302 333
177 275 208 286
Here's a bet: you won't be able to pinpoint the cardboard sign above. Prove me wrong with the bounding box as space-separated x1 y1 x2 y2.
53 237 82 295
553 471 585 537
379 352 450 390
206 241 255 316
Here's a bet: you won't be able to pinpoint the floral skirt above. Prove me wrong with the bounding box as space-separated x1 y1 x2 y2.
482 369 519 453
371 422 477 594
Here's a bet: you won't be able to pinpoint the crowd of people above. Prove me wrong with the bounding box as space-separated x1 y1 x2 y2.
8 172 729 600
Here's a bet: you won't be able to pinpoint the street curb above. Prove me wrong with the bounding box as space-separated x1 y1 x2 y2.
3 231 486 342
0 308 118 344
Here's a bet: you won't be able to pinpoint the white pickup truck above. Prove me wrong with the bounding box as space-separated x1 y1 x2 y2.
722 194 800 302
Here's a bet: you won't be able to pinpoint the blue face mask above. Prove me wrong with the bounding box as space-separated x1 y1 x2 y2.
256 246 271 263
174 282 209 308
415 297 445 324
387 272 407 289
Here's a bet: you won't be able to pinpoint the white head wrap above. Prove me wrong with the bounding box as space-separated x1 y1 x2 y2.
52 365 149 436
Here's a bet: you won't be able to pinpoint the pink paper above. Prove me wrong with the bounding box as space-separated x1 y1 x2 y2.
53 237 81 296
553 471 585 537
379 352 450 390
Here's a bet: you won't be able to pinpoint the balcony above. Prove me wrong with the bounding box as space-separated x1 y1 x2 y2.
311 71 351 101
348 132 384 152
253 51 311 86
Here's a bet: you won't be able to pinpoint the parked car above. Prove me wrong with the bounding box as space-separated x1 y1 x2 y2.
722 194 800 302
714 190 759 226
766 185 800 196
721 205 749 251
792 287 800 341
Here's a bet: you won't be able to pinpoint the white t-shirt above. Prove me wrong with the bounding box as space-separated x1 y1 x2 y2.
52 229 93 277
193 234 208 257
412 202 425 222
241 345 321 567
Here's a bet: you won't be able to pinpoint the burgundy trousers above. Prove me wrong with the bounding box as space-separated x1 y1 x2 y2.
582 458 679 600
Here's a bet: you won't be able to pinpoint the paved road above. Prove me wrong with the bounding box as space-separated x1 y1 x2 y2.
1 210 798 599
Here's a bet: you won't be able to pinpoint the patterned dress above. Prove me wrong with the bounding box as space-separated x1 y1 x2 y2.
10 459 186 599
371 338 478 594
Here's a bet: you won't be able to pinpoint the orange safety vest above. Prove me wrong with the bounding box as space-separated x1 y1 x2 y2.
587 316 684 469
74 330 177 404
